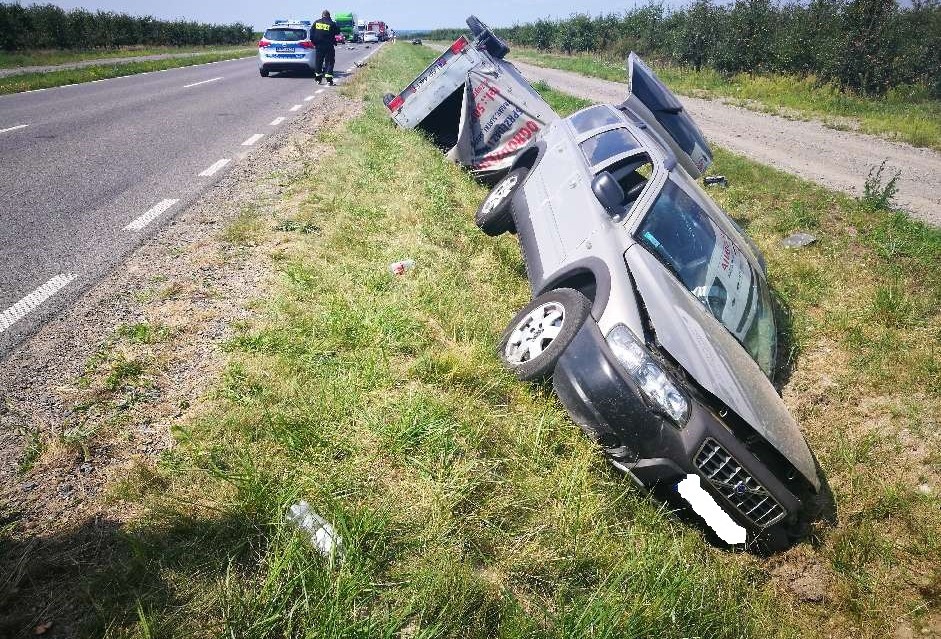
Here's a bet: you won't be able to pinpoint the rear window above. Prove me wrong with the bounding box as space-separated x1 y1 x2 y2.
264 28 307 41
580 128 640 167
631 59 708 159
570 106 621 134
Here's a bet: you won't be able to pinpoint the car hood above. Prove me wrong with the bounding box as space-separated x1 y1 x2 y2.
625 246 820 490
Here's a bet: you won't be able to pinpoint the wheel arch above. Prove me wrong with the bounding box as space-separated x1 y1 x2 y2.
536 257 612 321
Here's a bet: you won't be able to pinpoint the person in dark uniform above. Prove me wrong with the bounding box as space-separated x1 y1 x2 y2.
311 10 340 85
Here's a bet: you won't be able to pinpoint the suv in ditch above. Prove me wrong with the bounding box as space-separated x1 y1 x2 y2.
258 20 316 77
477 53 826 552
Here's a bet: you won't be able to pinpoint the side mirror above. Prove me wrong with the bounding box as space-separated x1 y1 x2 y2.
592 172 625 217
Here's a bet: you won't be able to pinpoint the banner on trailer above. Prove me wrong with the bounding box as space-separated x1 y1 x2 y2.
448 66 555 176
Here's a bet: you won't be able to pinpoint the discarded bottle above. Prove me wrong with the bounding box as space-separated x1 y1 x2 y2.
388 259 415 275
286 501 345 562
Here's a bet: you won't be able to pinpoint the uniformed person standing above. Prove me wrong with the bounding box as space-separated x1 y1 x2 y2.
311 10 340 85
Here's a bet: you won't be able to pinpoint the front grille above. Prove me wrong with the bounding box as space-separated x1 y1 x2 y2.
694 438 786 527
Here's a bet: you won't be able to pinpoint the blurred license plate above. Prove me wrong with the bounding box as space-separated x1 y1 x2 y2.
276 47 294 52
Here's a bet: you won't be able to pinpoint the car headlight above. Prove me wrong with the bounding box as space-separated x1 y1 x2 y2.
606 324 690 425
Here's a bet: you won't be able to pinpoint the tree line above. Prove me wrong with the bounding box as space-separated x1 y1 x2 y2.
0 2 255 50
424 0 940 98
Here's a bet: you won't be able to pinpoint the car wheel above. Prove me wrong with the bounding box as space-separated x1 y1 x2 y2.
259 68 269 77
476 168 526 236
499 288 591 381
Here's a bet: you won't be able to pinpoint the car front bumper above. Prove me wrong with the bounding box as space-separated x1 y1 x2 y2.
552 317 813 550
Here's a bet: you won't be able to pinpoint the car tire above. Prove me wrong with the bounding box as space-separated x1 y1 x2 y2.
476 168 526 236
259 68 269 77
499 288 591 381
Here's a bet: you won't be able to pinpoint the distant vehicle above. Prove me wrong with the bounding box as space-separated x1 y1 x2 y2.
334 11 360 42
363 30 379 43
411 37 422 45
257 20 315 77
474 52 827 552
335 33 346 44
367 20 389 41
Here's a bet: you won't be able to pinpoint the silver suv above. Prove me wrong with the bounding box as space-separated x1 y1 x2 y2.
258 20 316 77
477 53 826 552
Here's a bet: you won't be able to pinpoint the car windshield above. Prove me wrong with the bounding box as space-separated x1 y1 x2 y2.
265 28 307 41
635 178 776 375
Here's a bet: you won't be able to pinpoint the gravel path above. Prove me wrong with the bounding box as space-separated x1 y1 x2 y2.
428 45 940 226
510 61 941 226
0 48 252 78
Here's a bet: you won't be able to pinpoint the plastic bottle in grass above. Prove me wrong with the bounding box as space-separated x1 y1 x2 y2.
286 501 344 562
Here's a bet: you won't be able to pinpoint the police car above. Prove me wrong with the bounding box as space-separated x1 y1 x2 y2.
258 20 316 77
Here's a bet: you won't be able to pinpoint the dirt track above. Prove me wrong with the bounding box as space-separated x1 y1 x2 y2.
436 43 941 226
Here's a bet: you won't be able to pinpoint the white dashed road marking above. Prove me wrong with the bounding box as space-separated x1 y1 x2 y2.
289 104 302 112
183 76 223 88
315 89 325 94
0 273 78 333
304 95 315 101
0 124 29 134
241 134 264 146
124 198 179 231
199 158 231 177
270 117 286 126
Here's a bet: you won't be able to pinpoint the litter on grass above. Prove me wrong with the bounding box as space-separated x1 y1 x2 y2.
286 501 345 561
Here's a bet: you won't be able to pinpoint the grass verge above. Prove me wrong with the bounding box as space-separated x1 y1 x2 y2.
0 44 255 70
0 49 255 94
79 43 797 638
47 43 941 638
508 47 941 152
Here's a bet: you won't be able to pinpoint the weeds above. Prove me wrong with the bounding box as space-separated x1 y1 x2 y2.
861 160 901 212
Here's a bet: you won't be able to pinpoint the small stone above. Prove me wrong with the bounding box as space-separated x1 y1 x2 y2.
919 484 933 495
780 232 817 248
80 462 94 474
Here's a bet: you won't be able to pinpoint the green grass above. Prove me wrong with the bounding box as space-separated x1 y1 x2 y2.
0 49 255 94
0 44 255 69
78 43 797 639
508 47 941 151
39 43 941 639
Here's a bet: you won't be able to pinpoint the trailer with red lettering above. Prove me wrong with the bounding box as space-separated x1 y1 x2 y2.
383 16 557 181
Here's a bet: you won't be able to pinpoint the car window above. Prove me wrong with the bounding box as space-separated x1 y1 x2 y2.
264 29 307 41
635 178 776 375
569 106 622 134
631 58 708 160
580 128 640 167
605 154 654 208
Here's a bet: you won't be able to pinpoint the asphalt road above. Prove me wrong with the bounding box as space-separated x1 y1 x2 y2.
0 44 382 358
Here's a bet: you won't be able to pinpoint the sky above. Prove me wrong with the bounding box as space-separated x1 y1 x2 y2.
42 0 683 31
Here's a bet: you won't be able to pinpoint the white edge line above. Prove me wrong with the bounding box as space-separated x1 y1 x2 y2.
315 88 325 94
199 158 231 177
183 76 223 88
0 274 79 333
0 124 29 134
124 198 179 232
303 95 315 101
289 104 302 112
241 133 264 146
270 116 286 126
